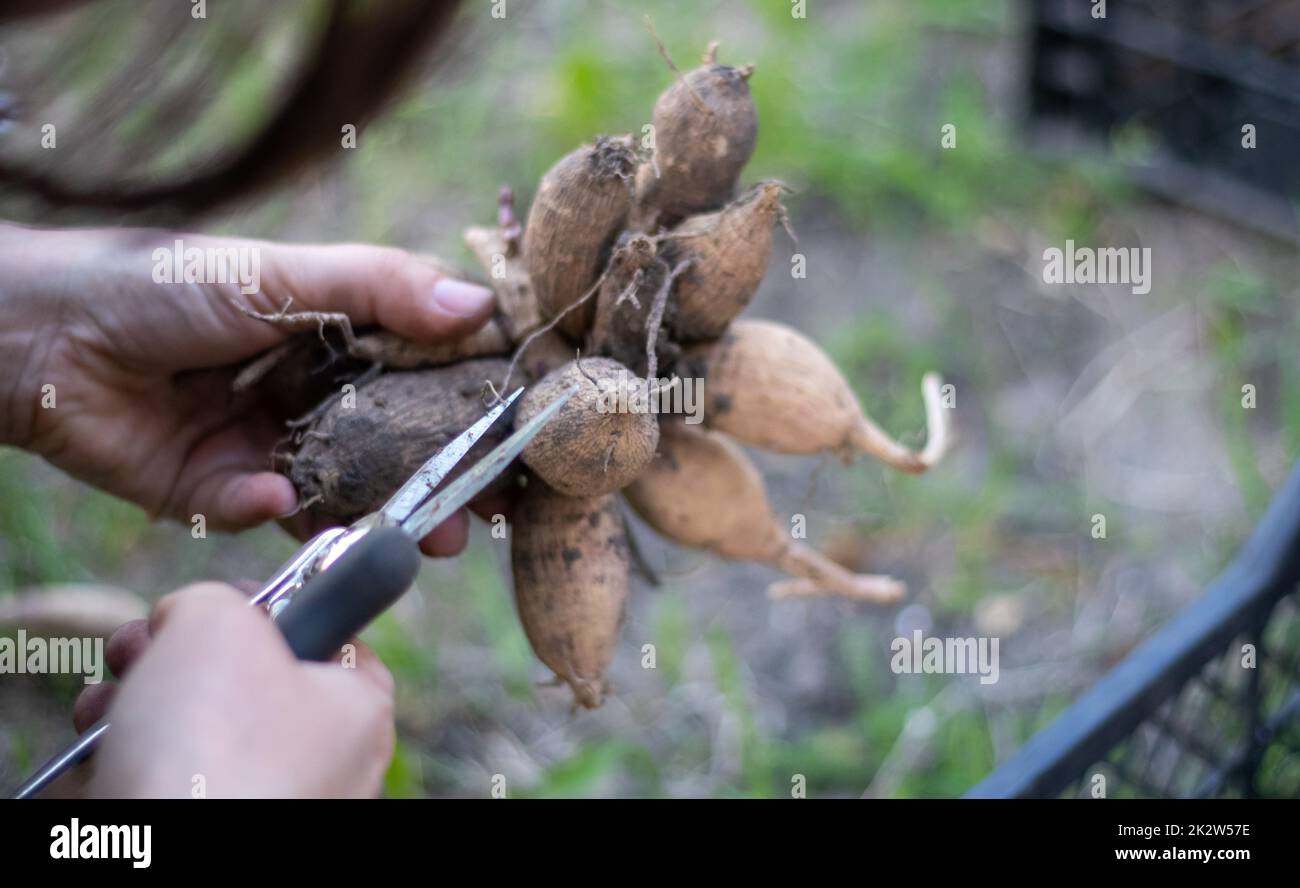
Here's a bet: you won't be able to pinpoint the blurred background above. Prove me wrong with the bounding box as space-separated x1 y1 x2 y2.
1 0 1298 797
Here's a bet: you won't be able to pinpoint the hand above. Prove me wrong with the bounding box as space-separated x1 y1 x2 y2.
74 583 395 798
0 223 495 554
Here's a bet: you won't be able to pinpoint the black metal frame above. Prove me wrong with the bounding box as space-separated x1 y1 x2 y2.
968 461 1300 798
1028 0 1300 241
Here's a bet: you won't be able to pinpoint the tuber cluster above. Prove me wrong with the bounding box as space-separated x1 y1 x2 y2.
238 41 951 709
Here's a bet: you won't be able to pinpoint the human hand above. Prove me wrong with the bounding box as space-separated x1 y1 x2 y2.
73 582 395 798
0 223 495 554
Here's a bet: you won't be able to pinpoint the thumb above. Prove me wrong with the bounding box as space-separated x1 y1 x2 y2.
255 242 496 342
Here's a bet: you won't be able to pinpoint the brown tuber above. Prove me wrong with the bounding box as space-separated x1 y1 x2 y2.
683 319 950 470
524 136 636 340
660 182 784 340
511 481 629 709
625 421 905 603
515 357 659 497
288 358 512 519
636 41 758 224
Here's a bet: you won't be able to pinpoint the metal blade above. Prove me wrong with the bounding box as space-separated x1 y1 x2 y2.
401 385 577 540
378 387 523 527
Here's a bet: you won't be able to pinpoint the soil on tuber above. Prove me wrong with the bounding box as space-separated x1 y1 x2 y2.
288 358 513 519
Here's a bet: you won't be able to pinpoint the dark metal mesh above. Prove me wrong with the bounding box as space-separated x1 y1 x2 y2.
1063 594 1300 799
1030 0 1300 224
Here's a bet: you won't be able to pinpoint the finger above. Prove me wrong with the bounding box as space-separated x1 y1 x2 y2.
281 506 470 558
417 508 469 558
148 592 180 636
105 620 151 678
72 682 117 734
259 243 495 343
147 582 237 636
298 656 396 797
469 488 517 524
188 470 298 531
150 400 297 527
150 573 275 636
332 638 395 696
154 582 277 643
277 509 340 544
162 419 298 531
230 578 266 598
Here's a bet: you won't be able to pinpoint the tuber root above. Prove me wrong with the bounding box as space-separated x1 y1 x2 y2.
660 181 784 340
624 421 905 603
635 41 758 225
289 358 513 519
524 136 637 340
682 319 951 471
511 480 629 709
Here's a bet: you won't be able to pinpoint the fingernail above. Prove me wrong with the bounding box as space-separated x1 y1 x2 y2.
429 279 493 318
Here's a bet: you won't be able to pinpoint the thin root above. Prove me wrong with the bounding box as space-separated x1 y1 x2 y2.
777 202 799 248
643 16 708 114
284 493 323 518
287 401 334 430
643 258 690 381
848 372 952 472
480 378 503 408
574 352 600 388
615 270 644 310
497 263 613 400
269 431 298 468
231 297 359 353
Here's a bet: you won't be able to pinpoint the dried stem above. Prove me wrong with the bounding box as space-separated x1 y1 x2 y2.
497 185 522 256
464 223 541 339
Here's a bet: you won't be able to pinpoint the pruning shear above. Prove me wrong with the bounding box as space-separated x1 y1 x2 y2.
11 383 577 799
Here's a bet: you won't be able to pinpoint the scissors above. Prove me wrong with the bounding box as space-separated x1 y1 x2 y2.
10 383 577 799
